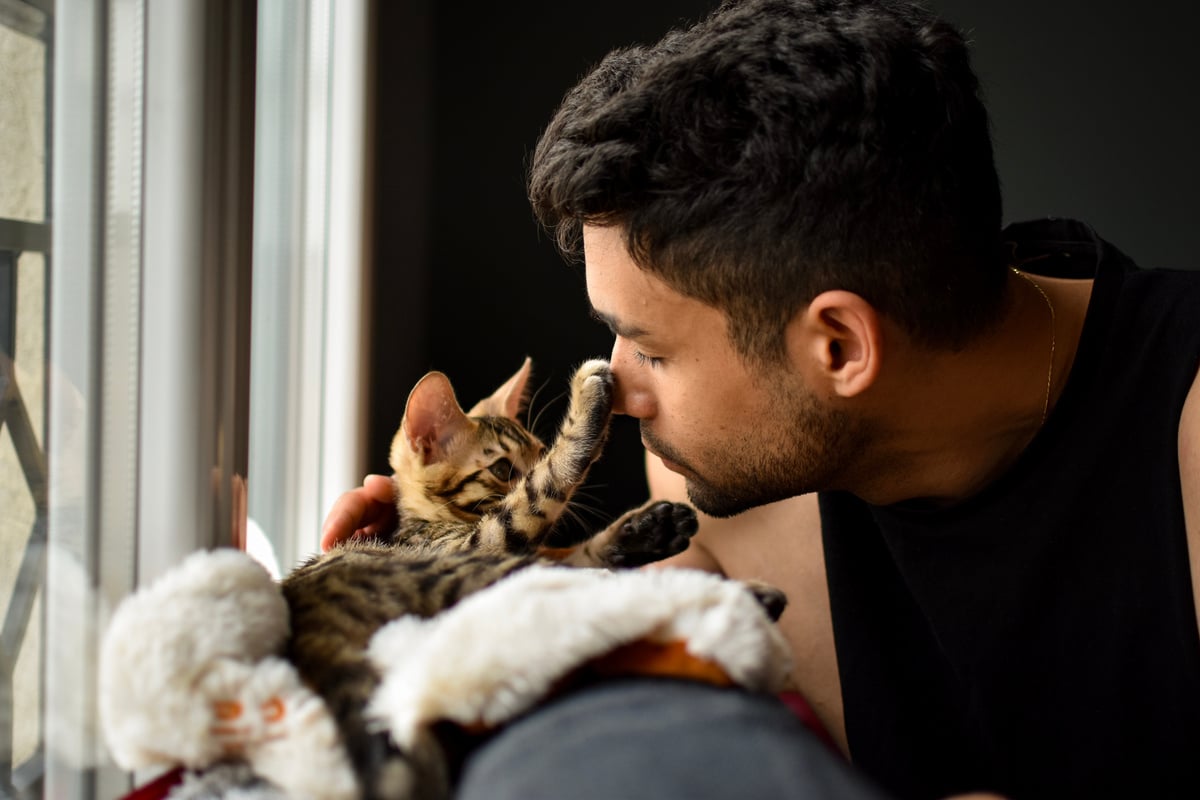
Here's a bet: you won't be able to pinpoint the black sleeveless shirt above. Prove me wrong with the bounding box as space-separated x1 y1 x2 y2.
820 219 1200 799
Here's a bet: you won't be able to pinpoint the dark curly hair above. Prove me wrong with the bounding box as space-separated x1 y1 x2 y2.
529 0 1005 361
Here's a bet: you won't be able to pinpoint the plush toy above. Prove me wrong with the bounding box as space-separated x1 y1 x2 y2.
100 548 792 799
99 549 358 800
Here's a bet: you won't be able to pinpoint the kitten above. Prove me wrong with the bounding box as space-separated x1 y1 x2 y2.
280 359 700 800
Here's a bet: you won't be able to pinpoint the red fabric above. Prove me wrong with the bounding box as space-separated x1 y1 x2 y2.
119 767 185 800
778 690 841 755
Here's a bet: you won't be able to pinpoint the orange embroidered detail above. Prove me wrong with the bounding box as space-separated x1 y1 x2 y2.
210 725 243 738
261 696 286 723
212 700 243 721
586 639 734 686
455 639 735 736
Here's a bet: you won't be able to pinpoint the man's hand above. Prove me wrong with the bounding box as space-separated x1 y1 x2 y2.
319 474 398 551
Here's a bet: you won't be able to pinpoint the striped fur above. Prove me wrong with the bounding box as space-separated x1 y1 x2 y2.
281 359 697 800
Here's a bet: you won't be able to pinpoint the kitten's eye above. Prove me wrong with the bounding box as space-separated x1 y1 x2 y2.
488 458 516 482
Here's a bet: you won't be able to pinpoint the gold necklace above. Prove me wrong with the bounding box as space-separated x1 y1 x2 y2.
1010 266 1056 426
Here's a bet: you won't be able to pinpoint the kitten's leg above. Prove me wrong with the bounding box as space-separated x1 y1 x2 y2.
553 500 698 568
551 498 787 622
475 360 613 553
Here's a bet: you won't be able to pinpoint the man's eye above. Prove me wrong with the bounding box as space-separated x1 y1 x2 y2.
634 351 663 368
489 458 516 481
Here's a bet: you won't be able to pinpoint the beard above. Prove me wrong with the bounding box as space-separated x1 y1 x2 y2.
642 379 859 519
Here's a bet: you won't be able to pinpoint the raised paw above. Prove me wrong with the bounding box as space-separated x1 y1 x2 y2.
569 359 614 419
573 358 613 384
602 501 699 568
741 579 788 621
546 359 614 483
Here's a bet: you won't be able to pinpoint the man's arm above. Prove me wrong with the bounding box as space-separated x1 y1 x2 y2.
641 452 724 574
643 453 849 753
1179 368 1200 637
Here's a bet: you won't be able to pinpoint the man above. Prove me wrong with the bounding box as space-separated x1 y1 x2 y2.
326 0 1200 797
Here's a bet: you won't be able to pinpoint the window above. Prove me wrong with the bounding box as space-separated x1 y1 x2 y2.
0 1 371 797
249 0 371 575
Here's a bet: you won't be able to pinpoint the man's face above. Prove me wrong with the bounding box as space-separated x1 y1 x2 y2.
583 225 856 517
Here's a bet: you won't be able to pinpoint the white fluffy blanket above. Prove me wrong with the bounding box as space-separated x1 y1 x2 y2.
367 565 792 750
100 551 790 800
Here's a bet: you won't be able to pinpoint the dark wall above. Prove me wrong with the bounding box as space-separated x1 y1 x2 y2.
931 0 1200 269
370 1 1200 525
370 1 720 533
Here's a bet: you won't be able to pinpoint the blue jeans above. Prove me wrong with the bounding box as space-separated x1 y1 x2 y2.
456 679 891 799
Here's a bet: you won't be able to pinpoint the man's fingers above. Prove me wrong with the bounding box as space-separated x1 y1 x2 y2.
321 497 365 551
362 473 397 502
319 476 398 552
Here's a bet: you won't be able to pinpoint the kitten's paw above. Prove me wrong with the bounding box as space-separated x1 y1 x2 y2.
604 501 699 568
571 359 613 412
574 358 612 384
563 359 613 447
741 579 788 621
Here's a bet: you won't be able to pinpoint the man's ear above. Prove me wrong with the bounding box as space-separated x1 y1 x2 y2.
786 291 882 398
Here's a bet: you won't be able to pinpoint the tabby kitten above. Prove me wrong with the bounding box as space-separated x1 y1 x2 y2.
281 358 699 800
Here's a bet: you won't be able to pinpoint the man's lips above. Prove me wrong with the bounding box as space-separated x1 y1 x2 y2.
644 440 685 475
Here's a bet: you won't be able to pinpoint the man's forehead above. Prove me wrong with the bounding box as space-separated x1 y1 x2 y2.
583 224 701 342
582 222 626 256
589 306 650 340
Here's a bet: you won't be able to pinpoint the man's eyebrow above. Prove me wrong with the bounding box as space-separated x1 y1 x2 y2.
589 307 649 339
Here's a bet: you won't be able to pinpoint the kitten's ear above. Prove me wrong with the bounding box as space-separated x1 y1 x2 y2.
397 372 472 464
467 357 532 420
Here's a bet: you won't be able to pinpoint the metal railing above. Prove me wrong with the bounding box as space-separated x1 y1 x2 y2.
0 0 53 795
0 340 47 800
0 221 51 800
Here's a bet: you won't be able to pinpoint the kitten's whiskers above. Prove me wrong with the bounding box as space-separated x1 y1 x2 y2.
529 389 568 438
525 378 553 429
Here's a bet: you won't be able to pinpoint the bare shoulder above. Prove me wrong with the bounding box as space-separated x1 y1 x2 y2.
645 453 826 585
645 454 848 752
1180 366 1200 496
1179 365 1200 639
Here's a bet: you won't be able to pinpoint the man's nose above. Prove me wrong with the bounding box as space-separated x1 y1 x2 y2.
609 346 653 419
611 369 631 416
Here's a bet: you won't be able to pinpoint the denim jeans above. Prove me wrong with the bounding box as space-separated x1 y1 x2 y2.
456 678 891 799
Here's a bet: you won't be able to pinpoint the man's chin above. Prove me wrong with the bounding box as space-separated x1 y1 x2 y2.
683 478 758 520
684 475 805 519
